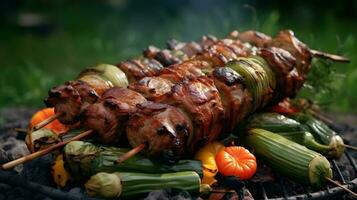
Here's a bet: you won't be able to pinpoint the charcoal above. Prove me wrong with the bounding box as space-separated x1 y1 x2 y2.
21 153 55 186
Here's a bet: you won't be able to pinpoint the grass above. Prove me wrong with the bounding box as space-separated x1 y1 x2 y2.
0 2 356 113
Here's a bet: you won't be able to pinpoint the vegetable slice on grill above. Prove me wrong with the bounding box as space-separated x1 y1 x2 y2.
85 171 202 199
64 141 203 181
246 112 345 158
243 128 332 188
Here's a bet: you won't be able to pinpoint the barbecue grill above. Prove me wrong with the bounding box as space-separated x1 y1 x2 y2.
0 108 356 200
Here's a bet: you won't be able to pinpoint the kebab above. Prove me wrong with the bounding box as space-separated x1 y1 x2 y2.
35 30 347 130
34 34 243 130
76 30 347 160
2 30 349 170
38 31 279 133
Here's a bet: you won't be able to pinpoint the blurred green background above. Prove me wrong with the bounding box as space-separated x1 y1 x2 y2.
0 0 356 113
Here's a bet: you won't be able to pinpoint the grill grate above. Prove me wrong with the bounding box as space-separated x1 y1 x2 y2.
254 150 357 200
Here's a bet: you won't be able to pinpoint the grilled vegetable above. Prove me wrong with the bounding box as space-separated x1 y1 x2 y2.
85 171 202 199
215 146 257 180
291 113 345 158
194 141 224 185
227 56 276 110
29 108 68 134
25 128 61 153
51 154 70 187
243 128 332 188
245 112 304 132
246 113 344 158
78 64 129 88
64 141 202 181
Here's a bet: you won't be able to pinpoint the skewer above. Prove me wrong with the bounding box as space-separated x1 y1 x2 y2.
344 144 357 151
14 128 28 133
33 112 63 131
1 129 93 170
325 177 357 197
311 49 350 63
115 143 146 164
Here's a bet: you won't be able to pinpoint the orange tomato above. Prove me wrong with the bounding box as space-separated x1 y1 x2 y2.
215 146 257 180
30 108 68 134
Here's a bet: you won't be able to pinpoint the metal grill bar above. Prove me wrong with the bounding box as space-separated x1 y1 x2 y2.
277 175 289 199
259 182 269 200
332 160 347 184
345 151 357 172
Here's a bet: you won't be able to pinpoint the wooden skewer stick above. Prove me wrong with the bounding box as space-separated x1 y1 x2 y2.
325 177 357 197
115 143 146 164
344 144 357 151
14 128 28 133
311 49 350 63
1 129 93 170
33 112 63 131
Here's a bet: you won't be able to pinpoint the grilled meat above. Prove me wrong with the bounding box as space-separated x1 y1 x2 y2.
126 102 192 162
43 29 324 161
80 87 146 144
117 58 164 83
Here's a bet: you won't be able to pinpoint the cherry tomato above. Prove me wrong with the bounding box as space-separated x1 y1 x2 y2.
215 146 257 180
30 108 68 134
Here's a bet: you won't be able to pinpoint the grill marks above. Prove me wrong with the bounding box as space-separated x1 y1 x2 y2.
125 30 311 159
126 102 192 162
81 88 147 145
211 67 252 131
43 29 313 161
117 58 164 83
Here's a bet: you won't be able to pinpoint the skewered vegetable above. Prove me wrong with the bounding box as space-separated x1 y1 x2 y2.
64 141 203 180
194 141 224 185
78 64 129 88
215 146 257 180
243 128 332 188
245 112 344 158
85 171 202 199
25 128 61 153
29 108 68 134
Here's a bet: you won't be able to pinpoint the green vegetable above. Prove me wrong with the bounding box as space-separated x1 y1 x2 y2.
227 56 276 111
25 128 60 153
245 112 305 132
246 113 344 158
64 141 202 180
291 113 345 158
78 64 129 88
243 128 332 188
85 171 202 199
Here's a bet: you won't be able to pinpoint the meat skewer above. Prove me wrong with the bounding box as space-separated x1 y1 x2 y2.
2 30 349 169
35 35 227 129
63 30 348 159
36 30 348 130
